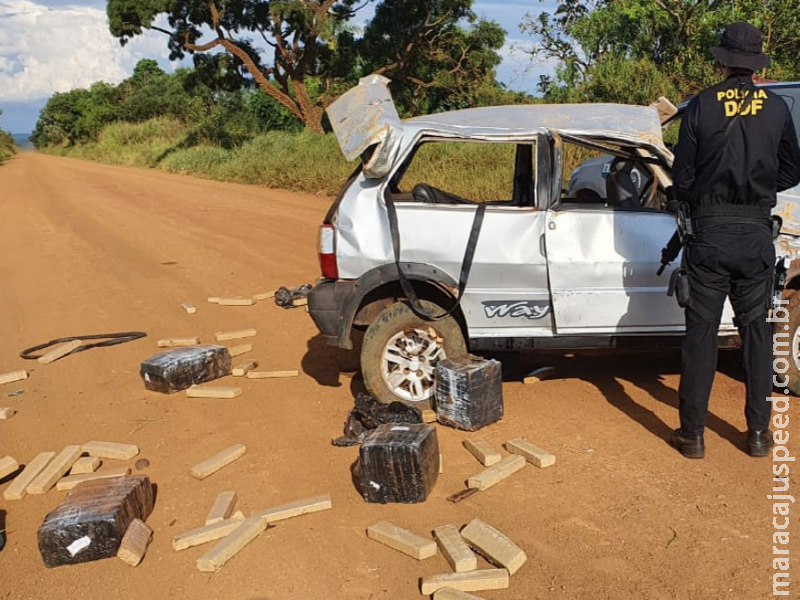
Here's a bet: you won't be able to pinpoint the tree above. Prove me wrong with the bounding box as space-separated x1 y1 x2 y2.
118 60 174 122
521 0 800 103
31 83 124 147
360 0 506 115
108 0 507 132
107 0 369 133
30 58 314 149
245 87 305 132
0 109 16 163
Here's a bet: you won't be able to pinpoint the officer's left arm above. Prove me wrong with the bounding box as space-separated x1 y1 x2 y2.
776 108 800 192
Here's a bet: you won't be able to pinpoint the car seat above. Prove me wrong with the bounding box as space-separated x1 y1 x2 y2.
412 183 473 204
605 158 640 210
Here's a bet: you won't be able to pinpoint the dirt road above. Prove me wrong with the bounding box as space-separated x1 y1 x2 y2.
0 154 791 599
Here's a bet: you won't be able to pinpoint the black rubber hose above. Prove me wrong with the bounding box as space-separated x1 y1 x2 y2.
19 332 147 360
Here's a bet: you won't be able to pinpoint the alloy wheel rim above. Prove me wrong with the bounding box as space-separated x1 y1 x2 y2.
380 327 446 402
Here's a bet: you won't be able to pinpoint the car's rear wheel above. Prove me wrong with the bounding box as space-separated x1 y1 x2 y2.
361 300 467 404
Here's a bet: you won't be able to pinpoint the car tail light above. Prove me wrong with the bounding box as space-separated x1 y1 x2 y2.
318 224 338 279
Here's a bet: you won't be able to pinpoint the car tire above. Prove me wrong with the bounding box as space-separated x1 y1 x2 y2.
361 299 467 404
776 291 800 396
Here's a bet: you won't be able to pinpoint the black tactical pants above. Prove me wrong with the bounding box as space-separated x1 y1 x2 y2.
678 219 775 436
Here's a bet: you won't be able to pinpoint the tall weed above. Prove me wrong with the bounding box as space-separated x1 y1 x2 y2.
38 118 536 200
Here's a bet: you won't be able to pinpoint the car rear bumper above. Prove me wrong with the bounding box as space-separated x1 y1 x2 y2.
308 279 357 348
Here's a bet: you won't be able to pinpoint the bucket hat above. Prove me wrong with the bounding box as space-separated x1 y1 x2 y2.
710 22 770 71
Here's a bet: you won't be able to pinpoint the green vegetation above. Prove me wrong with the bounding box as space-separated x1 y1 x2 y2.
0 109 16 164
33 1 797 192
32 0 530 193
0 133 14 164
107 0 508 131
400 141 518 202
523 0 800 103
32 58 272 149
40 117 349 191
43 117 525 199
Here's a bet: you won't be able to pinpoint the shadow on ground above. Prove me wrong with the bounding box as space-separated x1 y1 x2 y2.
301 333 362 389
515 348 746 450
301 333 750 450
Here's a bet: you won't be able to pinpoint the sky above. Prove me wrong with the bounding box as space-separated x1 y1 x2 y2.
0 0 558 134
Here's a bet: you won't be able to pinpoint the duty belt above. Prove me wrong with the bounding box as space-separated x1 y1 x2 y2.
691 215 773 231
658 207 781 277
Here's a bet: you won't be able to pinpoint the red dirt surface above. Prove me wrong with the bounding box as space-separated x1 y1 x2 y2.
0 154 794 600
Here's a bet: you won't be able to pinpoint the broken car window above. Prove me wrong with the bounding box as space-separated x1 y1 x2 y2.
392 141 537 207
561 140 665 211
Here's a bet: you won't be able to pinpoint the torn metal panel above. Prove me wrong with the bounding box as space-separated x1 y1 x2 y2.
650 96 678 125
636 147 673 189
777 232 800 252
774 186 800 237
325 75 403 179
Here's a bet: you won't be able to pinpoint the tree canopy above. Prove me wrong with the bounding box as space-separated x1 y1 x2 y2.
30 58 274 148
522 0 800 104
107 0 507 131
359 0 505 114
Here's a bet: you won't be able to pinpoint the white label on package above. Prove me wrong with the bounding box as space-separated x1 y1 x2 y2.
390 426 410 431
66 536 91 557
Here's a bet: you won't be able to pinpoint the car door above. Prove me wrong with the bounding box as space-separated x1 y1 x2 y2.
545 205 686 334
388 137 555 339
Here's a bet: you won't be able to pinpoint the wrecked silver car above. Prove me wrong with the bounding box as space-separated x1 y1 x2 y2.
308 75 800 403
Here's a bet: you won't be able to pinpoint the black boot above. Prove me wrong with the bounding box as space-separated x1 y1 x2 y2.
670 429 705 459
746 429 774 457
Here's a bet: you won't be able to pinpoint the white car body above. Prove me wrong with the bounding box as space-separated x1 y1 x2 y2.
308 76 800 401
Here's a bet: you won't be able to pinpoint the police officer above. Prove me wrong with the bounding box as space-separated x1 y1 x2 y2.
670 22 800 458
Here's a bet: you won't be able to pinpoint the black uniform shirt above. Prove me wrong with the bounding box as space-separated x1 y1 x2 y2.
673 74 800 219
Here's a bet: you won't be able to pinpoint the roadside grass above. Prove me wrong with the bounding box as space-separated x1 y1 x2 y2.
160 130 353 193
400 141 517 202
38 118 534 200
0 130 16 164
44 118 187 169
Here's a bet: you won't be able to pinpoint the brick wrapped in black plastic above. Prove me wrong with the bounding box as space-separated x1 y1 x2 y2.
358 423 439 503
434 354 503 431
139 345 231 393
38 475 154 568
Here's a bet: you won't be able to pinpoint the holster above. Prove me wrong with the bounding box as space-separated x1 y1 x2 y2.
668 267 691 308
771 256 790 312
772 215 783 241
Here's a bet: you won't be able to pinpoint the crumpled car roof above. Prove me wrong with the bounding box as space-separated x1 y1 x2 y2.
327 76 670 178
404 103 667 151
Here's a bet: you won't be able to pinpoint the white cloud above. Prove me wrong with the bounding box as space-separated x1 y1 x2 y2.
0 0 174 102
495 37 559 94
0 0 559 106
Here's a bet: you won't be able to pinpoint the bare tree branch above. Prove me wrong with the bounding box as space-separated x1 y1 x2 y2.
184 37 223 53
